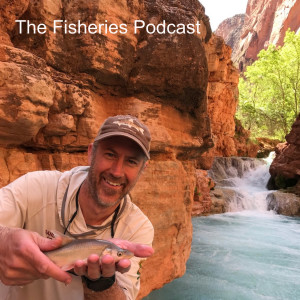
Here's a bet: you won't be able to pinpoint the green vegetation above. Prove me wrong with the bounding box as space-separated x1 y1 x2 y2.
194 186 202 197
236 30 300 140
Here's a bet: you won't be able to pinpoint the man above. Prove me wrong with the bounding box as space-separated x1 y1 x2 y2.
0 115 154 300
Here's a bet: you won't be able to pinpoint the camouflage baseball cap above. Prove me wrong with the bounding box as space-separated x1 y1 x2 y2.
94 115 151 159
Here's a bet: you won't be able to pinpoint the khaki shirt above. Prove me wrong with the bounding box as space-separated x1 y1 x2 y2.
0 166 154 300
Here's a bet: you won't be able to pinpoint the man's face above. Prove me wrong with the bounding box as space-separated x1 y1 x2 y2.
87 136 146 208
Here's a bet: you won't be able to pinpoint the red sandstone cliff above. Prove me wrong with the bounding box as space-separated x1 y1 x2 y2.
238 0 300 68
215 0 300 70
215 14 245 68
269 114 300 192
200 34 258 168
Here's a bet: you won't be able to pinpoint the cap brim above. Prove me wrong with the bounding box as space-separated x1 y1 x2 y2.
94 132 150 159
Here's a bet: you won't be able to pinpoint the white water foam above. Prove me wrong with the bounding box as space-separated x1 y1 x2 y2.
225 163 271 211
212 153 275 212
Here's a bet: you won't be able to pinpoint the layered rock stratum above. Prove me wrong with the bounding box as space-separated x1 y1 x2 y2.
199 34 258 171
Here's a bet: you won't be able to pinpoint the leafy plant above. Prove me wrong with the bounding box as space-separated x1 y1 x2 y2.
236 29 300 140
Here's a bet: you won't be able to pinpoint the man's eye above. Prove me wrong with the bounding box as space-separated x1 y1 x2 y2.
128 159 138 166
105 152 115 158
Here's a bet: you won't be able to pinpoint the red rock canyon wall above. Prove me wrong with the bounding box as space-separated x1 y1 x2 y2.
216 0 300 70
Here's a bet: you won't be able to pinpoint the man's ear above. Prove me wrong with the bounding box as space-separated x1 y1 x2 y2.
87 143 94 165
142 160 149 172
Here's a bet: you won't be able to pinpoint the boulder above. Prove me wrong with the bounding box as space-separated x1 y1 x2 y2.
192 169 215 216
267 191 300 216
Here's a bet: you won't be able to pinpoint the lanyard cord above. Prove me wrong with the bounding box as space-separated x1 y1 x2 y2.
64 186 80 234
63 185 121 238
110 204 120 238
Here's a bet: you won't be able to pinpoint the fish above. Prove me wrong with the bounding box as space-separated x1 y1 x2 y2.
44 230 134 271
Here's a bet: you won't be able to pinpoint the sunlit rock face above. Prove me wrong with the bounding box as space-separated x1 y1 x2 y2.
215 14 245 66
200 34 240 169
238 0 300 69
215 0 300 70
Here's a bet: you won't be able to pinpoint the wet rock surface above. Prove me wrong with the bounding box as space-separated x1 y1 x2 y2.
267 191 300 216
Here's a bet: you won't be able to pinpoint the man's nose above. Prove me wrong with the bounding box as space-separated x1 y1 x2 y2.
110 158 124 177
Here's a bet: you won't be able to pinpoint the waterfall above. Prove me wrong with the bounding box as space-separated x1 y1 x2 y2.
146 152 300 300
208 154 274 212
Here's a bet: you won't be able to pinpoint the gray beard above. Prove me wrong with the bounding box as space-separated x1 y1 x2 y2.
87 171 124 208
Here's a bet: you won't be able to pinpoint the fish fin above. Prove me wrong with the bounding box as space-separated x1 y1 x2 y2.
45 229 74 246
61 264 75 271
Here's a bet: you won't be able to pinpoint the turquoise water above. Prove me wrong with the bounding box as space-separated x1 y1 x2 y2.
145 212 300 300
145 157 300 300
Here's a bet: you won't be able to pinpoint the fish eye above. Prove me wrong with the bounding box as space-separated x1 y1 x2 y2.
117 251 123 257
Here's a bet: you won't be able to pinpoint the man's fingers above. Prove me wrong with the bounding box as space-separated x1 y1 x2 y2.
74 260 87 276
34 234 62 252
0 228 72 285
131 244 154 257
74 255 116 280
116 259 131 274
30 248 72 284
31 233 72 283
109 239 154 258
100 255 115 277
87 255 101 279
38 257 72 284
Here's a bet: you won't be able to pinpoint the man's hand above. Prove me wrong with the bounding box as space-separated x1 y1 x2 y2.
73 239 154 279
0 227 72 286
